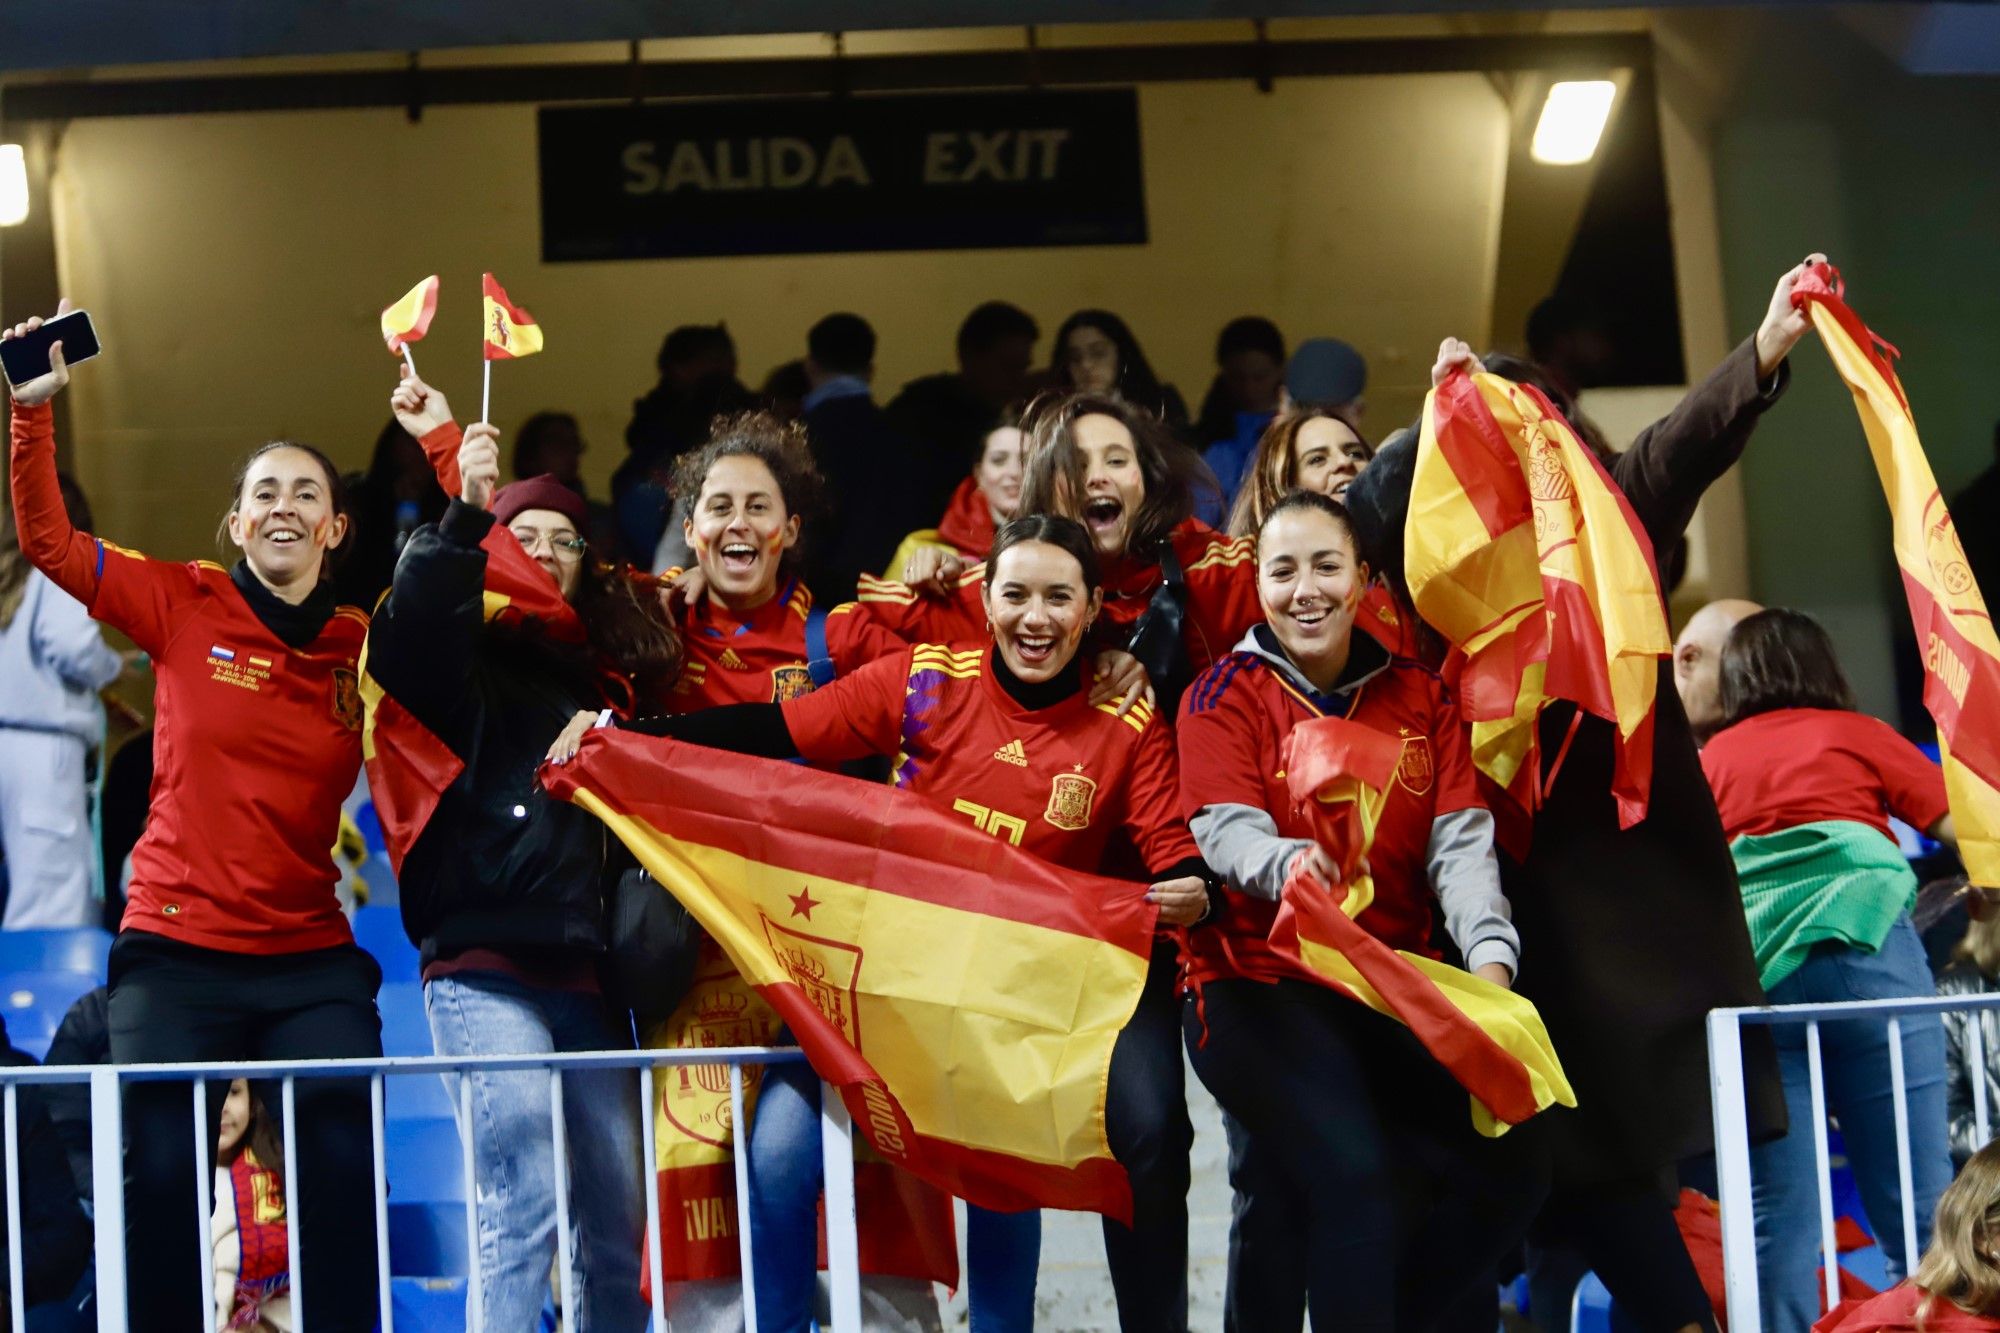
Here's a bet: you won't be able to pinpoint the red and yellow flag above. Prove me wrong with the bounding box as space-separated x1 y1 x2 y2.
1404 370 1671 835
639 935 958 1288
380 275 439 355
481 272 543 361
1266 717 1575 1135
1793 264 2000 886
540 731 1158 1221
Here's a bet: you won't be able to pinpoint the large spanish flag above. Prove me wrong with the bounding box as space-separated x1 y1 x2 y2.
541 730 1158 1220
1793 263 2000 887
1404 370 1671 834
639 935 958 1288
1267 717 1575 1136
357 419 587 871
481 272 544 361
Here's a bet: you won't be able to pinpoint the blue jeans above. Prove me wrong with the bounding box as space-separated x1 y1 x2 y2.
747 1061 1036 1333
1752 916 1952 1333
425 973 649 1333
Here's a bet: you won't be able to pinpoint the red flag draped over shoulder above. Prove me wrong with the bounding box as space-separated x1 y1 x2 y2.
1404 370 1671 840
1792 263 2000 887
357 420 587 871
539 730 1158 1221
1266 717 1575 1135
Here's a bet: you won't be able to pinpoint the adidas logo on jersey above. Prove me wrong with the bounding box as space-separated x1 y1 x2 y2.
993 738 1028 767
717 649 750 671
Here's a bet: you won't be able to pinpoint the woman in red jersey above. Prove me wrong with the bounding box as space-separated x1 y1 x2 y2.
551 514 1212 1333
4 304 381 1333
1177 490 1545 1333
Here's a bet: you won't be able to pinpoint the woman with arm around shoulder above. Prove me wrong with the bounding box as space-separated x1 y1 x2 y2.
4 303 381 1333
1176 490 1545 1331
552 513 1213 1333
1702 608 1958 1332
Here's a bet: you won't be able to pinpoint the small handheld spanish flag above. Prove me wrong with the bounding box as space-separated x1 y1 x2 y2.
380 275 439 357
481 272 543 361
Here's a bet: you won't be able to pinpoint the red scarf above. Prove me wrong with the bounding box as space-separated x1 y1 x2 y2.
1816 1284 2000 1332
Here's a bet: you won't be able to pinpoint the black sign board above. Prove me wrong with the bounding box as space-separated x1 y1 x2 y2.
538 90 1147 262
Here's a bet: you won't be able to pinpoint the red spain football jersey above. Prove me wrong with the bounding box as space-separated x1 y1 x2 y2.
10 402 367 954
1176 646 1479 985
663 577 905 713
780 642 1197 877
1701 706 1949 844
853 519 1261 682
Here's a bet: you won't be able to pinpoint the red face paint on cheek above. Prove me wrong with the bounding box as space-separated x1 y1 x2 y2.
765 530 785 555
691 533 709 557
312 516 331 549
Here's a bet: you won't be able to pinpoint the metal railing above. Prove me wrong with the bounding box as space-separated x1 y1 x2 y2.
1708 992 2000 1331
0 1046 863 1333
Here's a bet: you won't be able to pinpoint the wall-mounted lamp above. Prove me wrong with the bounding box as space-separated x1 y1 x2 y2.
0 145 27 226
1530 80 1616 166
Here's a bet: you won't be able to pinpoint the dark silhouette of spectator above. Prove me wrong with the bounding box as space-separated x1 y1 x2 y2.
335 419 446 610
1951 419 2000 605
800 314 930 605
41 986 107 1205
885 301 1039 518
1286 337 1368 419
0 1015 92 1320
98 728 152 930
1526 293 1617 403
759 359 812 424
1050 309 1189 431
1196 317 1288 512
615 324 756 564
513 412 616 555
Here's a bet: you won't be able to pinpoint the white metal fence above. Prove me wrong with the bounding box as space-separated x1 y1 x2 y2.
0 1046 861 1333
1708 992 2000 1331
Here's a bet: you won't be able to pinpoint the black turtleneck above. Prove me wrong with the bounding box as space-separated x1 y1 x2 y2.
988 646 1086 711
230 560 339 650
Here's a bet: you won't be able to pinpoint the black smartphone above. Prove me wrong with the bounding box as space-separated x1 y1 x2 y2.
0 310 102 388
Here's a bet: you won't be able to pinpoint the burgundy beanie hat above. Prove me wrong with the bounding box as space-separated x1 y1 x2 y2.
491 475 589 532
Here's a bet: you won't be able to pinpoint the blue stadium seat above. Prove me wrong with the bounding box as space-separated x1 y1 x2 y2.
4 971 100 1060
386 1068 454 1121
352 905 418 984
378 982 434 1058
1570 1271 1614 1333
387 1116 468 1278
391 1276 466 1333
0 927 112 978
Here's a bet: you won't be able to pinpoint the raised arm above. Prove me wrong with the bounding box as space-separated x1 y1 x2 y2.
7 303 185 655
363 424 500 732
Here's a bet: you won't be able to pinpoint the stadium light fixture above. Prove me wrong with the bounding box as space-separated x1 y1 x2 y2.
0 146 26 226
1530 81 1617 166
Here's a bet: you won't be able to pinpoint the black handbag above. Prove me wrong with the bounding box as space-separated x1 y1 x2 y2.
606 865 701 1028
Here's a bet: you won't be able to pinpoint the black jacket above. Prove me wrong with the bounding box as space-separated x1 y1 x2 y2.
883 372 999 520
365 500 613 966
0 1020 90 1323
40 987 107 1204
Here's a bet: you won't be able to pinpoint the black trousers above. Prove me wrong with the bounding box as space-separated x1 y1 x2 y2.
106 931 383 1333
1100 941 1196 1333
1529 1171 1718 1333
1185 977 1550 1333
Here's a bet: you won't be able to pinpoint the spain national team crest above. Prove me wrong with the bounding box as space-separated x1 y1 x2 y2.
331 668 363 731
760 916 864 1047
1395 731 1434 796
1043 769 1099 831
662 959 774 1149
770 664 814 702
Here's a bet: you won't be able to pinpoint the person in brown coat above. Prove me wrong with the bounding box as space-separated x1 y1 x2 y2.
1344 255 1824 1332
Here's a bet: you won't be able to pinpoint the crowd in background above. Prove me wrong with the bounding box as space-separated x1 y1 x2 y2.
4 273 2000 1333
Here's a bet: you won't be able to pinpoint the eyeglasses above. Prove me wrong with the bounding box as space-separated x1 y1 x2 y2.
509 527 587 562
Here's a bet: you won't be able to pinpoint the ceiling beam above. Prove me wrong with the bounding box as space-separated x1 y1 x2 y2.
1 32 1652 121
